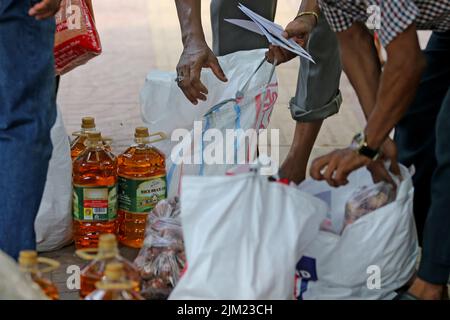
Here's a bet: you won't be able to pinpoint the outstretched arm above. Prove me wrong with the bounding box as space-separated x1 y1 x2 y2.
175 0 227 105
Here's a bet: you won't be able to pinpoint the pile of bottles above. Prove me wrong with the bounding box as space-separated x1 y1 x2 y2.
18 234 145 300
77 234 143 300
70 117 167 249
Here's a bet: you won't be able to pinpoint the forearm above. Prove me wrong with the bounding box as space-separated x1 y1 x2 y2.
299 0 320 15
175 0 206 48
338 22 382 119
365 26 426 149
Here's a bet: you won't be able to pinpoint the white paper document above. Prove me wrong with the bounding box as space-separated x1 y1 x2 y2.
226 3 315 63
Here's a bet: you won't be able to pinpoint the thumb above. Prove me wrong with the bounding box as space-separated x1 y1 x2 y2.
389 158 401 176
208 58 227 82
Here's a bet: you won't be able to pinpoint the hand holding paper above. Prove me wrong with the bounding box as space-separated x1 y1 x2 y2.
225 3 315 63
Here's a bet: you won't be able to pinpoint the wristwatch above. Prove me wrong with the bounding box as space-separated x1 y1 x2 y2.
350 132 380 160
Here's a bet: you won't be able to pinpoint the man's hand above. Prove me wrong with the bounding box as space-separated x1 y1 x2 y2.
29 0 62 20
310 138 400 187
176 43 227 105
266 14 317 65
310 148 371 187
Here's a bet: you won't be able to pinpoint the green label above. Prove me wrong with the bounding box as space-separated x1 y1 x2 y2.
73 185 117 221
118 175 167 213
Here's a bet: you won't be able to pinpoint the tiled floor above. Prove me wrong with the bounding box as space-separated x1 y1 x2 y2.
50 0 437 299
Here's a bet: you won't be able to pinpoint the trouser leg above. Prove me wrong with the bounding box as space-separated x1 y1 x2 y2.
0 0 56 259
210 0 277 56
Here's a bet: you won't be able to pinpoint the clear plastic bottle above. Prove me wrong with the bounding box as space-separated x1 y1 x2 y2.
71 117 97 160
78 234 141 298
85 262 144 300
72 132 118 249
18 250 60 300
117 127 167 248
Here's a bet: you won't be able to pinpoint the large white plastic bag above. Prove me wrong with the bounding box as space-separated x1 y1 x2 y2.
35 106 73 252
295 166 419 300
0 250 47 300
140 49 278 159
169 172 327 300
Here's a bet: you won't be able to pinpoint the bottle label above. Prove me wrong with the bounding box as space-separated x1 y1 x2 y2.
118 175 167 214
73 185 117 221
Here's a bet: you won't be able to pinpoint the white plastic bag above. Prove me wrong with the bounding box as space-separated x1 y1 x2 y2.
295 166 419 300
169 167 327 300
0 250 48 300
35 106 73 252
141 50 278 198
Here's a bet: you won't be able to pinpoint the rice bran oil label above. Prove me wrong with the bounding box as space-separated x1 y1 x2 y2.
118 175 167 214
73 185 117 221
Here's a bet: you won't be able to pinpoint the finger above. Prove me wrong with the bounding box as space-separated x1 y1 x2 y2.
334 167 350 186
266 46 276 64
208 58 227 82
389 158 401 176
368 163 396 186
187 86 206 104
190 63 208 96
310 155 331 181
284 21 306 39
177 66 198 105
323 160 338 187
29 1 48 15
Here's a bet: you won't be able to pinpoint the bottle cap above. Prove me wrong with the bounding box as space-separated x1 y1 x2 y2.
81 117 96 129
104 262 124 281
18 250 38 267
98 234 117 251
135 127 150 138
87 132 102 142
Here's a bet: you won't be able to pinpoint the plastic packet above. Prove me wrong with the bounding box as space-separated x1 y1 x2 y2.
134 197 186 300
343 182 396 230
54 0 102 75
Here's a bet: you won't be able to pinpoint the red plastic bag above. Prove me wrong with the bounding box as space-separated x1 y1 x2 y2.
54 0 102 75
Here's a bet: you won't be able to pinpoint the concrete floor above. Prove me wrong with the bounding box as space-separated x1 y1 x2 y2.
49 0 437 299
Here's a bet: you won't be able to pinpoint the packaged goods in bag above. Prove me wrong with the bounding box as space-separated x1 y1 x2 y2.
134 197 185 300
35 106 73 252
169 162 327 300
343 182 396 231
85 262 144 300
296 166 419 300
54 0 102 75
0 250 48 300
140 50 278 197
18 251 60 300
117 128 167 249
76 234 141 298
72 132 118 249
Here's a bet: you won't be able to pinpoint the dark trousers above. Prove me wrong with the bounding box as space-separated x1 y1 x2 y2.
210 0 277 56
395 31 450 284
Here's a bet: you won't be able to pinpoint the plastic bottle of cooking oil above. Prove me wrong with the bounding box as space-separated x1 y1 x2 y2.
71 117 97 160
85 262 144 300
71 117 113 160
18 250 60 300
77 234 141 298
72 132 118 249
117 127 167 248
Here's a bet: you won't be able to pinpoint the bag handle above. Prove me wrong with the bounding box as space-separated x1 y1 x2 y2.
75 248 99 261
236 57 277 99
37 257 61 273
204 57 277 117
148 131 167 144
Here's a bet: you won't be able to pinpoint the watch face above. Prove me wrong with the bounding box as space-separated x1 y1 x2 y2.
350 132 365 150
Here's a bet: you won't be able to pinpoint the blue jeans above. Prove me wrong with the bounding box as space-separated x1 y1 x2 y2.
0 0 56 259
395 31 450 284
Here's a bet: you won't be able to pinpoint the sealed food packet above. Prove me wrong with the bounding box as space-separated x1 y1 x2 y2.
54 0 102 75
134 197 186 300
343 182 396 231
